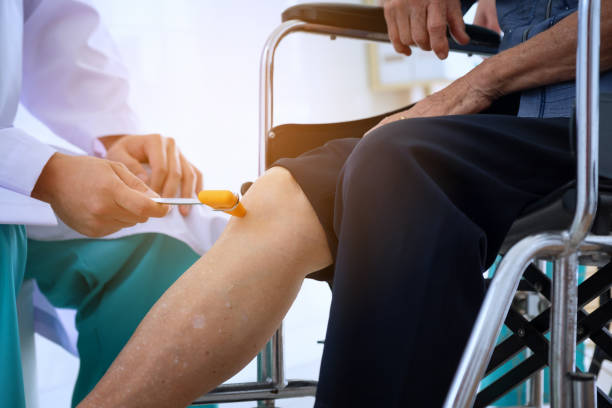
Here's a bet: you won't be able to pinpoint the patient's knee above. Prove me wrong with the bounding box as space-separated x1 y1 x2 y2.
227 166 332 272
241 167 308 216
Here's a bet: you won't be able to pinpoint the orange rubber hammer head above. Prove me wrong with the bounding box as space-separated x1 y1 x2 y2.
197 190 246 217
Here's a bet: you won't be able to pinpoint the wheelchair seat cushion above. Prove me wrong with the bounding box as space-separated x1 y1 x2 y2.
501 92 612 252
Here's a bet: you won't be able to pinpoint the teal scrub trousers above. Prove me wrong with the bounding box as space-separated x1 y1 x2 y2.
25 233 216 407
0 225 27 408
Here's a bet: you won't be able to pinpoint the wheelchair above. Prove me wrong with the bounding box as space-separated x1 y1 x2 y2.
193 2 612 407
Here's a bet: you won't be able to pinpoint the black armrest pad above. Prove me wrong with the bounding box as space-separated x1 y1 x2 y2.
282 3 388 33
282 3 500 55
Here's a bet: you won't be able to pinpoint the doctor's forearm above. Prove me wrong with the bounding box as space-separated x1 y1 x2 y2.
473 4 612 101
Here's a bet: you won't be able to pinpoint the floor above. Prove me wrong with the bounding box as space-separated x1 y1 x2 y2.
33 339 612 408
32 280 611 408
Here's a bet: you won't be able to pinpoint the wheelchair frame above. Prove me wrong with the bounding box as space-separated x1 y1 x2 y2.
445 1 604 407
194 1 606 406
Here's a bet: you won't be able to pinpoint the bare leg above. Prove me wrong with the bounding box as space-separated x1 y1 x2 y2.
77 167 332 408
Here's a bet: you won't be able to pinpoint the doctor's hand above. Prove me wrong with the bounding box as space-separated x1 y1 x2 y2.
100 134 203 216
383 0 470 59
32 153 170 238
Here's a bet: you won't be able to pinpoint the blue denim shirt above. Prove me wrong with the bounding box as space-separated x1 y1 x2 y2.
463 0 611 118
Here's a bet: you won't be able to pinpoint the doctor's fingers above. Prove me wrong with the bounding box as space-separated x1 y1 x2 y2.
113 184 169 221
178 154 198 216
101 196 150 225
161 139 183 198
195 165 203 194
111 161 152 194
109 149 149 183
111 162 169 219
143 134 169 193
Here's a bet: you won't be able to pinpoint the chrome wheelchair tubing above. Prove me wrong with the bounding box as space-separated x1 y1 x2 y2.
550 1 600 406
550 253 579 407
258 324 286 389
443 233 566 408
445 1 600 406
527 261 546 408
569 0 600 249
193 324 299 405
192 380 317 404
570 372 598 407
443 234 612 408
259 20 390 175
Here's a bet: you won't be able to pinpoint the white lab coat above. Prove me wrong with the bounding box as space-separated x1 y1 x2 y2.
2 0 228 357
0 0 143 225
1 0 228 254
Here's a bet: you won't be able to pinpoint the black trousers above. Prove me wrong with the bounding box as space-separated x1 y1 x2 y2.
277 110 574 407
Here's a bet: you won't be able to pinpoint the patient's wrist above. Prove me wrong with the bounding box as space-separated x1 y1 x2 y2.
468 56 508 102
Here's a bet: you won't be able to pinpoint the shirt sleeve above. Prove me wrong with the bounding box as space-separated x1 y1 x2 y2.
0 127 56 195
20 0 140 157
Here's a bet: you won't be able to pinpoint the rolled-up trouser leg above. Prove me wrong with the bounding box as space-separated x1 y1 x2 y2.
314 115 574 407
0 225 27 408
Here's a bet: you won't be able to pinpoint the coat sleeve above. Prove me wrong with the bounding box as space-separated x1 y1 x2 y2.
0 0 56 196
20 0 140 157
0 127 56 196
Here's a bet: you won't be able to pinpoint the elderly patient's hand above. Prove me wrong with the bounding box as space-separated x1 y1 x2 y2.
474 0 501 34
101 134 203 216
383 0 470 59
367 70 499 135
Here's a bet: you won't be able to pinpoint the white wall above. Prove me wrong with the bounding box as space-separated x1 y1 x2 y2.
88 0 424 190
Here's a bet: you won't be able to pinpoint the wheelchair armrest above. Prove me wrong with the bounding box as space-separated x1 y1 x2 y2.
281 3 500 55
